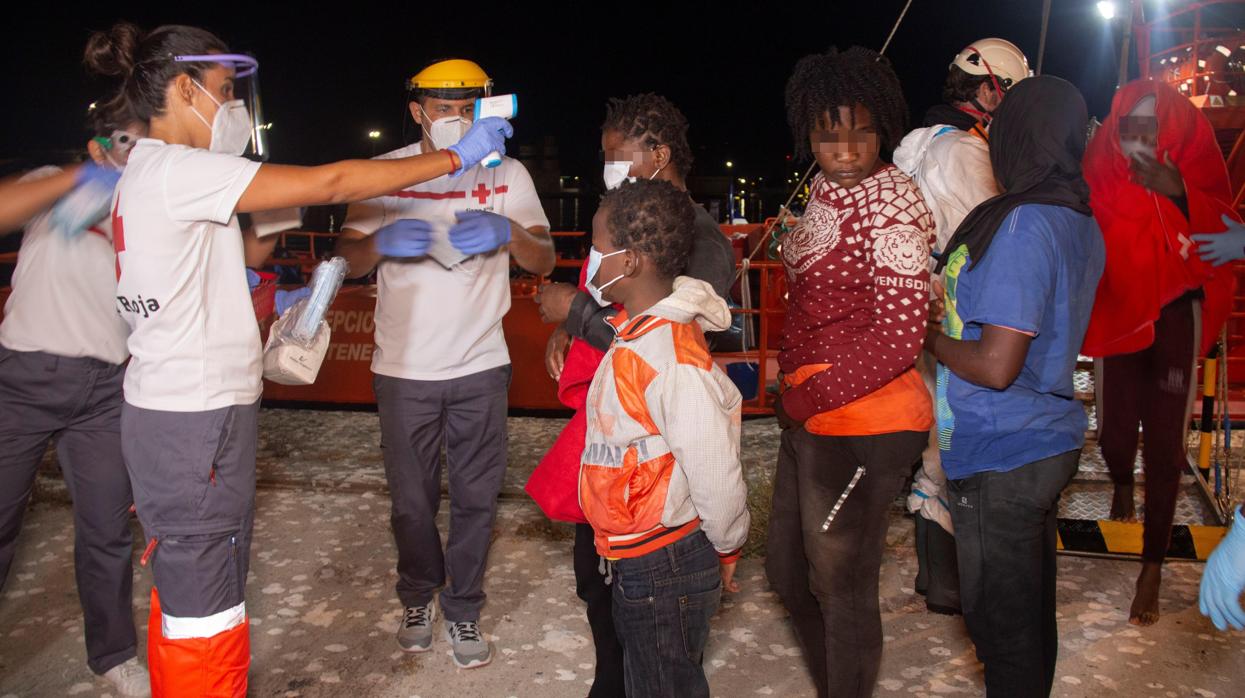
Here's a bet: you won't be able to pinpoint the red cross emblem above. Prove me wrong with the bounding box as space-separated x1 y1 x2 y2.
111 198 125 280
471 183 491 204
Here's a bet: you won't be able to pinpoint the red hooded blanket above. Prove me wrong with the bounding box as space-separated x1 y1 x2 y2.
1082 79 1238 357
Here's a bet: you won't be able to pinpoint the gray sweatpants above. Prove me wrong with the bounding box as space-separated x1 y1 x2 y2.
373 365 510 622
120 399 258 624
0 347 136 675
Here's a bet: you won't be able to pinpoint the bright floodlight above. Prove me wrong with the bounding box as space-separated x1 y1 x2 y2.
1097 1 1117 19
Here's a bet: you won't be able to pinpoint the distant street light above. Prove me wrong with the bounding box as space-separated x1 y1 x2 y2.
725 160 734 169
1097 1 1116 19
368 130 381 139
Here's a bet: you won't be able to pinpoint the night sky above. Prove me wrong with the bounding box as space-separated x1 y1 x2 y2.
2 1 1150 189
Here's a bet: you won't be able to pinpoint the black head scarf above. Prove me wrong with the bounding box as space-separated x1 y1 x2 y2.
936 75 1092 272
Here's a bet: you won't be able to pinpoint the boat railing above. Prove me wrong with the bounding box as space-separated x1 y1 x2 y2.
265 224 786 414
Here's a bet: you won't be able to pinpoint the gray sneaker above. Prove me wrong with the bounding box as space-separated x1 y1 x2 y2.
444 620 492 669
396 603 437 653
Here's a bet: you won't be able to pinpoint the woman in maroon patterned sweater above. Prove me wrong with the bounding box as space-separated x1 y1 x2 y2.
765 47 936 698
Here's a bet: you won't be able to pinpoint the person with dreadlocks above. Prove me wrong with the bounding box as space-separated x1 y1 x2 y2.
924 76 1104 697
534 93 735 353
765 46 935 698
526 92 737 698
577 178 747 698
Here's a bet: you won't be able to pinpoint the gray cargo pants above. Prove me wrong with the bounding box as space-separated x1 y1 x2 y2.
0 346 137 675
373 364 510 622
120 399 258 628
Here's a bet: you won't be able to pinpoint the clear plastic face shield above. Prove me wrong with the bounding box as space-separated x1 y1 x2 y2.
173 53 268 160
412 88 488 151
407 83 500 210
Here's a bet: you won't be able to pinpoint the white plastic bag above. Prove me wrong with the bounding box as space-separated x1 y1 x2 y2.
262 257 348 385
262 303 330 385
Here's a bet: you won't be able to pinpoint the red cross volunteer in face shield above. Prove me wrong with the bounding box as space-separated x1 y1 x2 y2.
333 57 554 671
83 22 511 697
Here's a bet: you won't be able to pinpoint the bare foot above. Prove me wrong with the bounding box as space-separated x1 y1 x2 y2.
1128 562 1162 626
1110 484 1138 522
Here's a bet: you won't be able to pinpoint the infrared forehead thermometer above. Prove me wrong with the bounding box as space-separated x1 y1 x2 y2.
474 94 518 168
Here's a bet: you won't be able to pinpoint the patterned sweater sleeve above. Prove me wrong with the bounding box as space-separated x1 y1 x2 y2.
781 197 935 423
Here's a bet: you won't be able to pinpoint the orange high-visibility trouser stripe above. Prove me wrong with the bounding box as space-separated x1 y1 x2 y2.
148 588 250 698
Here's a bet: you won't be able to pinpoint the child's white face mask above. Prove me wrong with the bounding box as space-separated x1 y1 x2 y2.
586 246 627 306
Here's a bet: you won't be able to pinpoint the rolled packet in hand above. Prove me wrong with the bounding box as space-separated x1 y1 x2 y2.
426 218 468 269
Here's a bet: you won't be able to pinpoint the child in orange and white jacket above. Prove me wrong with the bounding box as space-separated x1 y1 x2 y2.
578 178 748 698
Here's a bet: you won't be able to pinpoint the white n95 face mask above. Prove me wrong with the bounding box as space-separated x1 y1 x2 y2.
603 161 634 190
603 160 667 191
585 246 627 306
190 80 253 156
427 116 471 150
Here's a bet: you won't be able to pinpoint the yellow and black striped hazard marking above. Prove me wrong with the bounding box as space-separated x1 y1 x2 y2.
1056 518 1227 561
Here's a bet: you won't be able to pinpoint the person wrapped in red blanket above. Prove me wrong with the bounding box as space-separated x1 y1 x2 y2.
1082 78 1240 626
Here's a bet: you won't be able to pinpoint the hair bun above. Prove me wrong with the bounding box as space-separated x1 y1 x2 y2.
84 22 142 78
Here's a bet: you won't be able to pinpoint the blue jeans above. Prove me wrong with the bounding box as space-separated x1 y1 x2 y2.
611 530 721 698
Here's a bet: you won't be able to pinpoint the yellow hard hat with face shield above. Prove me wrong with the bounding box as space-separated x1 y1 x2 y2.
408 59 493 99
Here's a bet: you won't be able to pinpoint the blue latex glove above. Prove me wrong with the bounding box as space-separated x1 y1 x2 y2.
275 287 312 316
448 210 511 255
49 162 122 240
246 268 262 292
1192 215 1245 267
76 161 122 189
373 219 433 258
446 117 513 176
1200 505 1245 631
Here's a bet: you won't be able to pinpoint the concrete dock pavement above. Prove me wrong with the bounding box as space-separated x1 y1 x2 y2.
1 410 1243 697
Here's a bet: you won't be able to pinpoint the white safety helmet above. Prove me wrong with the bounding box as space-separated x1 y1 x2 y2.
951 38 1032 93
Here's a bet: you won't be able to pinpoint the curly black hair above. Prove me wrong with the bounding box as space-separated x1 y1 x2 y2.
942 64 993 105
599 179 695 279
602 93 694 180
784 46 908 158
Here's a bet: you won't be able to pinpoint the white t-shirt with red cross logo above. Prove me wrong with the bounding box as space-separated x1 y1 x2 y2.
113 139 262 412
344 141 549 381
0 167 130 364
